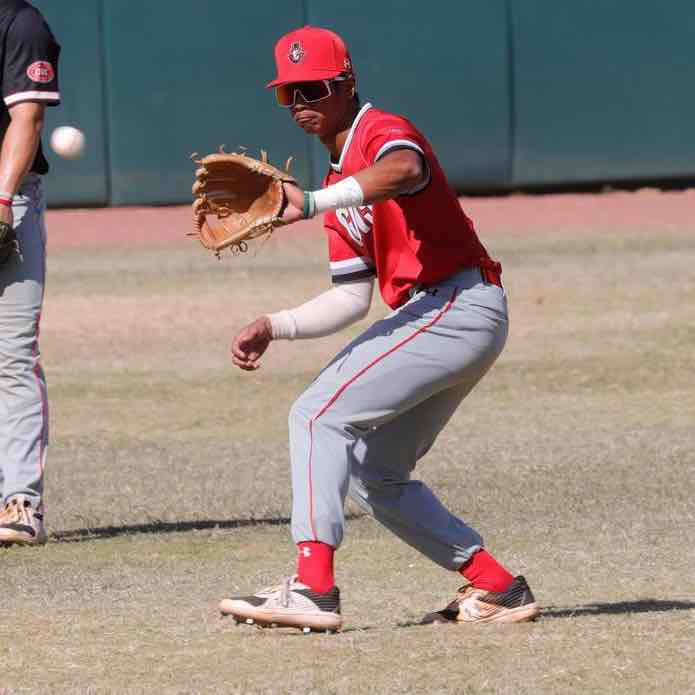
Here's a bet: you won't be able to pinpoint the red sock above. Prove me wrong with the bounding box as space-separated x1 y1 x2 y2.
296 541 335 593
459 549 514 593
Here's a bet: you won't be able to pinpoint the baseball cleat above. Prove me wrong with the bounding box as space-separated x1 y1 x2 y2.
421 575 540 625
0 495 47 546
219 575 342 633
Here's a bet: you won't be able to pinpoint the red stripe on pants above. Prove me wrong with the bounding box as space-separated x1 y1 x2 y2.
305 287 459 541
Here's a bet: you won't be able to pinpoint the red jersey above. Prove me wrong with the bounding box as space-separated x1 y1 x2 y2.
324 103 492 309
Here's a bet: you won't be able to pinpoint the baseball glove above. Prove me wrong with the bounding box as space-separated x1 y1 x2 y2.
0 221 17 266
190 147 297 257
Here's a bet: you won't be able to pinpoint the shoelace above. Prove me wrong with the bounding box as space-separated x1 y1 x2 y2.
258 575 300 608
0 501 21 524
450 585 488 609
0 499 37 526
280 576 293 607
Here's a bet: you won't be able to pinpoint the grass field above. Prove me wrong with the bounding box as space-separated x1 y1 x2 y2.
1 195 694 694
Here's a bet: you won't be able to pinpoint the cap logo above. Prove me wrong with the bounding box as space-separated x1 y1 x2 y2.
289 41 304 64
344 58 352 71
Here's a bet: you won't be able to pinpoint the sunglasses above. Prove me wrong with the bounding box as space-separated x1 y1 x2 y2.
275 77 347 107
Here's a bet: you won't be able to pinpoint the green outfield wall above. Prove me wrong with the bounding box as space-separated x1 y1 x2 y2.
31 1 695 206
510 1 695 186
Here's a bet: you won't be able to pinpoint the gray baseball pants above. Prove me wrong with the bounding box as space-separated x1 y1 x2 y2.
289 266 508 570
0 174 49 509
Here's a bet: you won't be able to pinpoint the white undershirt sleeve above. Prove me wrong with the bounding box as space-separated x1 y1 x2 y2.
267 277 374 340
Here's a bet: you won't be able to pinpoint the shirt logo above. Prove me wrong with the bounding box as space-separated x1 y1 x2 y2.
336 205 373 246
289 41 304 64
27 61 55 83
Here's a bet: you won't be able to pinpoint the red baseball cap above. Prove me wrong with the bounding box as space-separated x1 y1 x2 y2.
267 26 353 88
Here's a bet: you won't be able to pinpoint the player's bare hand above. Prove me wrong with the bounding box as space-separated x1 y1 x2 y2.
281 182 305 225
231 316 273 370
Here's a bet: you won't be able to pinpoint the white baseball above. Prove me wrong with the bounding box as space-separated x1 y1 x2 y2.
50 126 86 160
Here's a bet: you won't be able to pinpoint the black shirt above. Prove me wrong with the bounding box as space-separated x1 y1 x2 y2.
0 0 60 175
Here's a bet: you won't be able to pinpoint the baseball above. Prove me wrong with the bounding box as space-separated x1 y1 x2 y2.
49 126 86 160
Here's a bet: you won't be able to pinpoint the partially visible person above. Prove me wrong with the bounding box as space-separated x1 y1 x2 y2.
0 0 60 545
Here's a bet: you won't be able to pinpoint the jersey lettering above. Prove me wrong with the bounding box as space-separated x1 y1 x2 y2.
335 205 373 246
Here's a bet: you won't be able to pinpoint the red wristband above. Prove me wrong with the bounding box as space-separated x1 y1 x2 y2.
0 197 12 207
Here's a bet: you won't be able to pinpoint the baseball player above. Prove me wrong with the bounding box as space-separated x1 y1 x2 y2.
0 0 60 546
220 26 539 631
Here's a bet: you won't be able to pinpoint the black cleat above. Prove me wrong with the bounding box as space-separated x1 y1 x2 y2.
422 575 540 625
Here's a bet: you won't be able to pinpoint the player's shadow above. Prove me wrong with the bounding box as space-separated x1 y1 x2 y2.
50 513 366 543
396 598 695 629
540 599 695 619
50 517 290 543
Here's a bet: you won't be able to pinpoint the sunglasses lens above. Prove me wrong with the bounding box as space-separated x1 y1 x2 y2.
276 81 333 107
275 84 295 106
296 81 332 102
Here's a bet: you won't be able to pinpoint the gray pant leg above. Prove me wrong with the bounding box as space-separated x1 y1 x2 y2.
0 175 48 507
347 382 484 570
288 269 507 567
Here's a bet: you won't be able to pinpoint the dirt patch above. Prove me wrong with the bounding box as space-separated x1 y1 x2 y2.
45 188 695 249
463 187 695 233
44 205 323 249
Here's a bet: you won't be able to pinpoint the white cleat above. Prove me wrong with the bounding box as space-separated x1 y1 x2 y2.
220 575 342 633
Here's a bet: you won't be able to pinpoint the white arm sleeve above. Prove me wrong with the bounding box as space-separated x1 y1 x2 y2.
267 277 374 340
